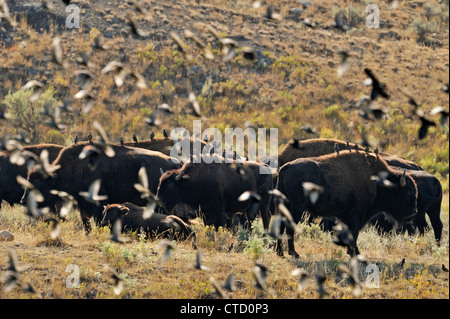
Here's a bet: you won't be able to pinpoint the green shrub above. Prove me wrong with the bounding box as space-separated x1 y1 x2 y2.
3 86 58 143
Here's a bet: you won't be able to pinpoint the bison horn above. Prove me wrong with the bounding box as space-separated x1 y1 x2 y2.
400 169 406 187
175 173 183 181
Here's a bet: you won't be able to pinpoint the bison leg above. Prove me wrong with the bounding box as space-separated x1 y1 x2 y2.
286 226 300 259
275 220 285 257
427 201 443 245
258 193 272 231
82 217 92 233
341 211 365 257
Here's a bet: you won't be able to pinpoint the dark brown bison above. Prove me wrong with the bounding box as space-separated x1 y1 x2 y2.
369 169 443 244
276 152 418 257
156 155 273 230
0 144 63 208
100 203 194 240
278 138 423 170
24 142 181 232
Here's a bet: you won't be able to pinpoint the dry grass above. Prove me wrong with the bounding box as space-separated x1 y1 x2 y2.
0 202 448 299
0 0 449 299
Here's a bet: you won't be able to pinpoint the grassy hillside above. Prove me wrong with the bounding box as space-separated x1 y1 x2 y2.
0 0 448 299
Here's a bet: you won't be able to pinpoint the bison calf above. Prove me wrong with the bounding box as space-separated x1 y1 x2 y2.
100 203 194 240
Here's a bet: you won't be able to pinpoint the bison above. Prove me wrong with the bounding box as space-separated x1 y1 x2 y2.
24 142 180 232
156 154 273 230
100 203 194 240
278 138 423 170
369 169 443 244
0 144 63 208
276 151 418 257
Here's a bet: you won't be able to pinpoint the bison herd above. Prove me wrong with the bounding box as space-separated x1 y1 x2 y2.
0 136 444 258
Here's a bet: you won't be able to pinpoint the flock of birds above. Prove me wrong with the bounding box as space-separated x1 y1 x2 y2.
1 0 449 298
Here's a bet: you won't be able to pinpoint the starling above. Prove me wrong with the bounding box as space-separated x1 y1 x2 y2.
132 133 138 144
163 129 169 139
150 130 155 140
87 131 93 144
364 68 390 101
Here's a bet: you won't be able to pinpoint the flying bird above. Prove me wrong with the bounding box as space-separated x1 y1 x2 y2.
417 115 436 139
79 144 102 170
267 214 283 239
39 149 61 178
399 87 420 109
300 124 318 136
51 36 66 67
170 32 192 60
21 80 45 103
194 249 211 271
334 12 351 31
104 265 124 296
209 276 228 299
92 34 110 50
1 249 28 293
187 92 203 117
338 258 362 297
47 217 61 240
252 262 269 291
184 29 214 60
93 121 116 158
332 220 355 250
75 70 95 89
223 273 237 292
370 171 395 188
24 190 49 219
110 218 128 244
363 68 390 101
238 191 261 218
144 111 164 127
315 273 328 299
291 267 309 292
79 179 108 205
74 90 95 114
302 182 324 205
337 50 350 78
430 106 449 126
264 5 282 20
49 190 76 219
126 12 150 37
157 239 175 262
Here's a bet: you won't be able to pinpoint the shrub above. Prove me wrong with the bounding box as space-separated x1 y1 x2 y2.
3 87 58 143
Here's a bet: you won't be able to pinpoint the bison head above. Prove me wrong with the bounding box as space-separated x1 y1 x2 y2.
374 169 418 221
156 170 192 213
100 204 130 228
